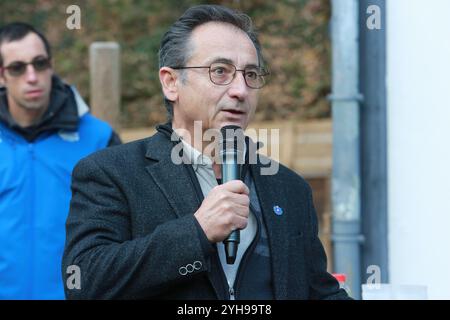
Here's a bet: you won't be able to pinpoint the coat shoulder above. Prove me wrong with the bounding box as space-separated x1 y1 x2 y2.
73 132 161 174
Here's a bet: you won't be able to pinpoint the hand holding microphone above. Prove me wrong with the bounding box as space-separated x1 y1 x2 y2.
194 180 249 244
194 125 248 264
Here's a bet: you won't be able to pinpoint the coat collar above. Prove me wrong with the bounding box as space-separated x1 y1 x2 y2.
144 127 202 219
144 126 229 299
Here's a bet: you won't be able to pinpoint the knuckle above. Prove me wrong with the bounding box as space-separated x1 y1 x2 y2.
226 215 235 226
222 202 232 211
218 191 228 201
239 181 249 191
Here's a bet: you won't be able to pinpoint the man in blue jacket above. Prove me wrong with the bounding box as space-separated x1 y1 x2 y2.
0 22 121 299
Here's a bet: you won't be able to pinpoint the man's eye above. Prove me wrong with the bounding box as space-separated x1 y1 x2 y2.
212 67 225 74
246 71 258 80
9 62 24 70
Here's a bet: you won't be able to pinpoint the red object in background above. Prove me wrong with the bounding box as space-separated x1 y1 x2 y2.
332 273 347 283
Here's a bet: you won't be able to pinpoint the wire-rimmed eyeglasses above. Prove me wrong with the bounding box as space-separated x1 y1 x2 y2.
170 62 269 89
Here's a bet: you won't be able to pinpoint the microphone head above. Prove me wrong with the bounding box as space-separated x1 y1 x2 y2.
219 125 245 153
219 125 245 162
220 125 242 137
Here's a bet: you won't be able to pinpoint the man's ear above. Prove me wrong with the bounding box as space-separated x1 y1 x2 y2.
159 67 179 103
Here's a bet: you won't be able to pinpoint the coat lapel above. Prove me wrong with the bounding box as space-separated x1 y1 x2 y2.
144 133 201 219
251 161 290 299
143 132 227 299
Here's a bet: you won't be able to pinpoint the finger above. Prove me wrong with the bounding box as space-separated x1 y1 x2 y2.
232 203 250 218
232 215 248 230
221 180 249 195
231 193 250 207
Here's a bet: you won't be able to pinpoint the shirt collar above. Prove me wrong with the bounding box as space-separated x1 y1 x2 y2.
181 138 247 173
181 139 214 172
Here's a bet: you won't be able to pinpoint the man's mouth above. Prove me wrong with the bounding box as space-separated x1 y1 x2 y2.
221 109 246 115
25 89 43 99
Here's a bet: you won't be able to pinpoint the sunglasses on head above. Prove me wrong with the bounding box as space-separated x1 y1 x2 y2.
2 57 51 77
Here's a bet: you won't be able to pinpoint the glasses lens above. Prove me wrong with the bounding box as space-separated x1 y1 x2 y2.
244 67 266 89
6 62 27 77
32 57 51 71
209 62 235 85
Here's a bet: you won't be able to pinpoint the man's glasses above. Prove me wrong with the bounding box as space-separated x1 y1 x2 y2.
2 57 51 77
171 62 269 89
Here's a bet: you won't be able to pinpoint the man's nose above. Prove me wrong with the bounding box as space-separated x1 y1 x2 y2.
228 71 249 101
25 64 38 83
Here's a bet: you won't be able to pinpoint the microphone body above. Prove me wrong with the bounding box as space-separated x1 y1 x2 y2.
220 125 245 264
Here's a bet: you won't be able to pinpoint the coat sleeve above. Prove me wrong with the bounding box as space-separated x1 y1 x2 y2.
62 156 214 299
304 185 352 300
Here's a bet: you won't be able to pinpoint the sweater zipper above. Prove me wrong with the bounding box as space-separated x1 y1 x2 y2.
229 202 261 300
229 286 235 300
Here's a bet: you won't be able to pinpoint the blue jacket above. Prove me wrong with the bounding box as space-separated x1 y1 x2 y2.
0 79 117 299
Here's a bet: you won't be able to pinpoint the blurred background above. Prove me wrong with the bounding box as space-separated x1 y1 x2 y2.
0 0 332 127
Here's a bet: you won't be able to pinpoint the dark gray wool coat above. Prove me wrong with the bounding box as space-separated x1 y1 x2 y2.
62 123 349 300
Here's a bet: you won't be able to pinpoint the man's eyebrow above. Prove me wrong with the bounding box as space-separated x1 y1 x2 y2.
207 57 233 65
207 57 260 69
6 54 48 65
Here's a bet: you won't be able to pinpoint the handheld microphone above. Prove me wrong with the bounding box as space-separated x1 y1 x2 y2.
219 125 245 264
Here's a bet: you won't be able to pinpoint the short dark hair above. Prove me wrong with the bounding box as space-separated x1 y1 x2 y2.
0 22 51 67
158 5 265 121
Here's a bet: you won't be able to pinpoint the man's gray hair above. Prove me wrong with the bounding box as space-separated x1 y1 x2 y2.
158 4 265 121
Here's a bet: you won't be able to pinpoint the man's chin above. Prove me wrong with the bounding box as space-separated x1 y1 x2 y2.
22 104 46 111
20 99 47 111
217 120 248 130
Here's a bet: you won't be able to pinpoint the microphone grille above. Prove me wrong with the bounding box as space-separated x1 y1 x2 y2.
220 125 245 149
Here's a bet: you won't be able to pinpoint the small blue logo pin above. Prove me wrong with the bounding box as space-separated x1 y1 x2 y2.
273 205 283 216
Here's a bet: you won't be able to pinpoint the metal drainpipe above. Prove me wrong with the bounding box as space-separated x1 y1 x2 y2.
329 0 364 299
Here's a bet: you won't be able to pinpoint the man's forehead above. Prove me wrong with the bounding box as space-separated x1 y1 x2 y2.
188 22 258 65
1 33 47 65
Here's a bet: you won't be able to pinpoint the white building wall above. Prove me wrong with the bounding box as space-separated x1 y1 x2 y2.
387 0 450 299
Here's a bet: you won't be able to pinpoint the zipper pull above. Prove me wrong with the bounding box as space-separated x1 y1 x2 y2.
229 287 235 300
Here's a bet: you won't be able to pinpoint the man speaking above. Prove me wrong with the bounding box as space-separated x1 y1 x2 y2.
62 4 349 300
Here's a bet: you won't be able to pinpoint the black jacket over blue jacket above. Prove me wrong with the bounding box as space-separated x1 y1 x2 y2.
0 76 120 299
